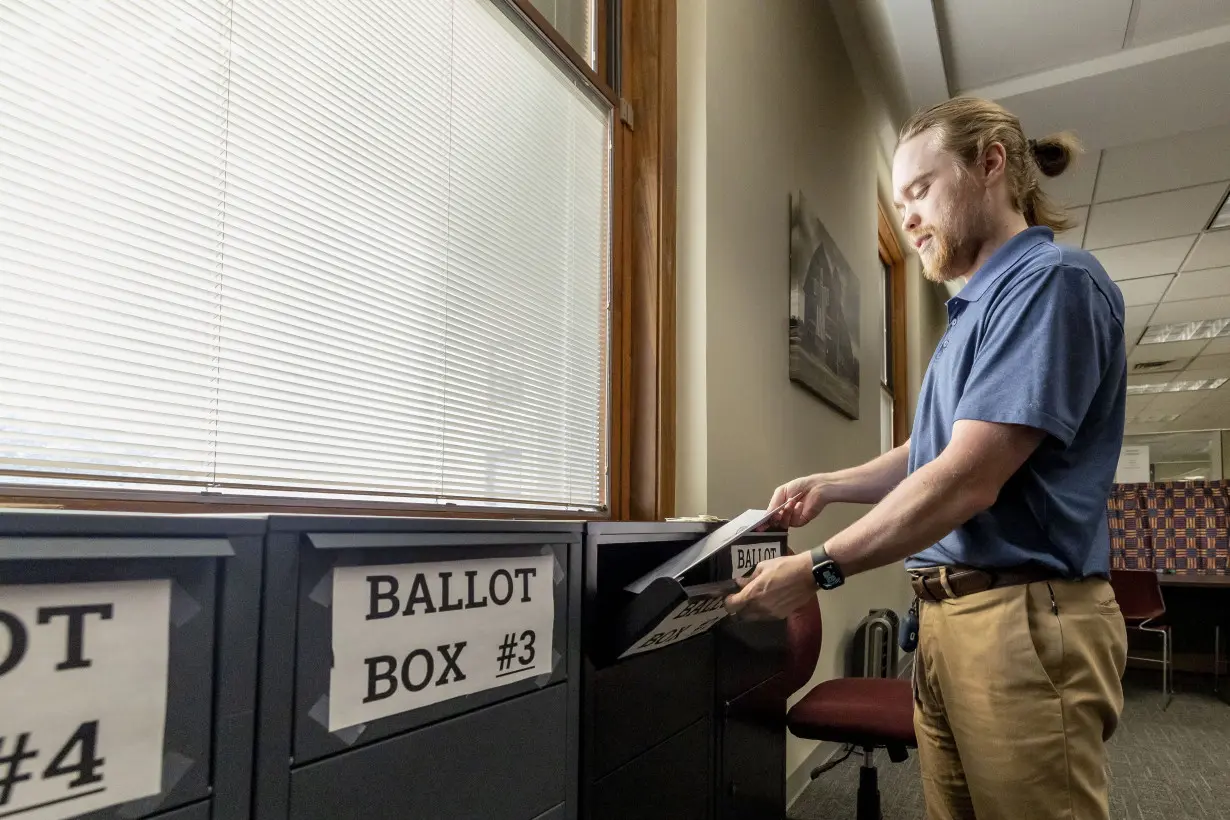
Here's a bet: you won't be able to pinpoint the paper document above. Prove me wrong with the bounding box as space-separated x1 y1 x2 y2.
624 503 791 594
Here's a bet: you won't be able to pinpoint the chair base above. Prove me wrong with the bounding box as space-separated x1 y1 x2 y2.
810 745 902 820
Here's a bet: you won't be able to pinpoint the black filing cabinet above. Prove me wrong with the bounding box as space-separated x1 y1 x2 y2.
579 522 789 820
254 516 583 820
0 511 264 820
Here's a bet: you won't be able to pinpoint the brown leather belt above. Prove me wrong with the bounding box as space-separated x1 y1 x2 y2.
909 565 1060 602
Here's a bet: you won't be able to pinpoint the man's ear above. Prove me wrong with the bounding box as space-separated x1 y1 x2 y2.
982 142 1007 184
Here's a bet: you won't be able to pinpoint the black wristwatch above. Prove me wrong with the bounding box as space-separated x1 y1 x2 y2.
810 544 845 590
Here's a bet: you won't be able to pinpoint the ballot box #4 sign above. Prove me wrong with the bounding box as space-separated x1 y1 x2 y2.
0 580 171 820
329 554 556 731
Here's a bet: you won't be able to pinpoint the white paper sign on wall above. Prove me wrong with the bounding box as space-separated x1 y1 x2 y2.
0 579 171 820
732 542 780 579
619 593 728 659
1115 445 1151 483
329 554 556 731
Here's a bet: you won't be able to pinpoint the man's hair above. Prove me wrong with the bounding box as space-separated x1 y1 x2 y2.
898 97 1081 233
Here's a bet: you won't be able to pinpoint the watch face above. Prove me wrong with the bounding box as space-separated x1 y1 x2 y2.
815 563 843 589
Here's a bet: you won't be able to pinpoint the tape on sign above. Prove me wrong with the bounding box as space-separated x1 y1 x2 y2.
116 752 194 819
169 581 201 628
309 695 367 745
534 648 563 688
539 545 565 586
309 569 334 608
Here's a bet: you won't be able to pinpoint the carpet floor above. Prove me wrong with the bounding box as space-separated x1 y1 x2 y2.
789 670 1230 820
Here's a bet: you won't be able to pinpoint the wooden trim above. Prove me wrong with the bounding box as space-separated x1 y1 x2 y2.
878 201 909 447
621 0 677 521
595 0 609 87
506 0 618 106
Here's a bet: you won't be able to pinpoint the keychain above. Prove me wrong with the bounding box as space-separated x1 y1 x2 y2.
899 597 920 653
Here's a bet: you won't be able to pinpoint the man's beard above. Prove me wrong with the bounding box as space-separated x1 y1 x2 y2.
916 187 988 284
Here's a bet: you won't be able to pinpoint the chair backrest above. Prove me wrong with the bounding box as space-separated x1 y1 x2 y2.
781 592 823 697
1109 569 1166 620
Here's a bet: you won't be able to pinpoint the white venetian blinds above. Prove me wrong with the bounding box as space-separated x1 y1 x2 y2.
0 0 611 510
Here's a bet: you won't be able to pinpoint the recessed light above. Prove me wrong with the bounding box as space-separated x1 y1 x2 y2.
1140 318 1230 344
1126 378 1228 395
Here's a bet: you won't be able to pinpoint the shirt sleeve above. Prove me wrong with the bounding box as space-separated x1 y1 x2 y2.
953 266 1119 447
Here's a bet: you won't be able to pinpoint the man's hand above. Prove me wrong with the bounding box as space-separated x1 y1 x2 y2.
768 476 828 529
724 552 817 620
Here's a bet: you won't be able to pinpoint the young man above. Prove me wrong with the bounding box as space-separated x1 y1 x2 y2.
725 97 1129 819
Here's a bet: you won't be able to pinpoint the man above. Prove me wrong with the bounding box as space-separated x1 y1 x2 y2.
726 97 1129 819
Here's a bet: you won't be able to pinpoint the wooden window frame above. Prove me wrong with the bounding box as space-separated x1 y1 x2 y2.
0 0 678 522
878 201 909 448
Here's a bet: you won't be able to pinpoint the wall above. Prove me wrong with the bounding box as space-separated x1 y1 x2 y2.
676 0 939 791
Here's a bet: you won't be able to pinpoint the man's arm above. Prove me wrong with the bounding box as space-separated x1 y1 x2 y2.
824 420 1042 576
815 440 911 504
769 440 910 527
727 420 1043 618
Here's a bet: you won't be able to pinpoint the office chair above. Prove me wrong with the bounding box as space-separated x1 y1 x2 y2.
783 594 916 820
1109 569 1172 708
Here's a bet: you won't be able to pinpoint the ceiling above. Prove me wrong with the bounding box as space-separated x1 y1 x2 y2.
839 0 1230 436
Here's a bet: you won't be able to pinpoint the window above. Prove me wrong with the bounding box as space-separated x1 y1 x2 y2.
877 202 907 449
0 0 618 513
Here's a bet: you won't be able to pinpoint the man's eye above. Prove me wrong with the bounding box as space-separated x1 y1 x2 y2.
917 186 929 199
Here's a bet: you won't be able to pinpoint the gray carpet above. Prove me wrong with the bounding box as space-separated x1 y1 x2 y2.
789 670 1230 819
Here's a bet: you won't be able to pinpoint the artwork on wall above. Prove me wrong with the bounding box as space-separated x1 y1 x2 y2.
788 190 860 419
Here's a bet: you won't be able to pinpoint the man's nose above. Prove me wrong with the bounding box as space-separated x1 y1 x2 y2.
901 210 920 234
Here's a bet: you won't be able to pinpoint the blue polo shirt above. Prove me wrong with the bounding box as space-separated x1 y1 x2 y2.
906 226 1126 578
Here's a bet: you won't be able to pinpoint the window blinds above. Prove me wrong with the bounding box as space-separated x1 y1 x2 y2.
0 0 612 510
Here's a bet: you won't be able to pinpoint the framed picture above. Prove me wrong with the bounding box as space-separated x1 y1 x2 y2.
789 190 860 419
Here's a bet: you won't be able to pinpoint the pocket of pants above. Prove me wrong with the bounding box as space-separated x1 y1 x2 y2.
1023 583 1064 694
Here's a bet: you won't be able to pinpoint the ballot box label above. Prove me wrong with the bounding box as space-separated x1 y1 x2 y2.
329 555 556 731
732 542 780 579
0 580 171 820
619 593 728 659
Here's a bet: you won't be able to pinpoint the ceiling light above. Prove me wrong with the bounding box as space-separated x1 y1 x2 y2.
1211 188 1230 231
1140 318 1230 344
1126 378 1228 395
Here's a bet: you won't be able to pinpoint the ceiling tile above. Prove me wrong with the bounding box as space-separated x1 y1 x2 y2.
1166 267 1230 301
1125 304 1156 329
1094 125 1230 202
1201 336 1230 355
1084 184 1228 249
1149 391 1207 413
1190 353 1230 370
1117 274 1173 307
1043 157 1099 209
1149 295 1230 325
1183 229 1230 272
1054 207 1088 247
1126 421 1179 435
1126 395 1154 416
1093 236 1197 281
938 0 1132 90
1130 0 1230 46
1177 366 1230 383
1130 338 1210 362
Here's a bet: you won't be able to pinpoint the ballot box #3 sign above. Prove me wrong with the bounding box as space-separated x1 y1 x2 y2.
329 554 556 731
0 580 171 820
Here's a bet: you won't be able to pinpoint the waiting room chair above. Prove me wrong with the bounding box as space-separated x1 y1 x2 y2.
782 594 917 820
1109 569 1172 708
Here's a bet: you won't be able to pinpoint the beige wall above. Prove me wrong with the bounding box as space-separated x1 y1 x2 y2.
676 0 946 787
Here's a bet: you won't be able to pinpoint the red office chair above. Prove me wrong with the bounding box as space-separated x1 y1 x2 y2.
1109 569 1171 708
783 594 917 820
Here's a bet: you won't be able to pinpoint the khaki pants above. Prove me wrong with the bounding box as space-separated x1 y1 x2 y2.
912 577 1128 820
